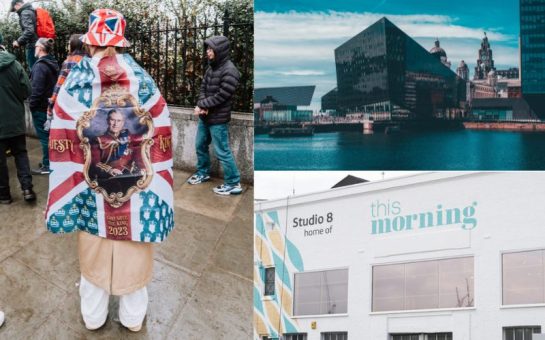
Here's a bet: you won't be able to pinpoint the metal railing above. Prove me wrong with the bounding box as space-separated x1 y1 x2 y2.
14 11 254 112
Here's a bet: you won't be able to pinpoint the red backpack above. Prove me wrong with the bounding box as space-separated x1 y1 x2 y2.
35 8 56 39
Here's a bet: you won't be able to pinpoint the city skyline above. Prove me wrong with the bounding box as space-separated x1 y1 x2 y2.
256 0 521 110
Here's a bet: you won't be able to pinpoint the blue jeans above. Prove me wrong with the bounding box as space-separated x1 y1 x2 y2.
26 46 37 72
31 110 49 167
195 120 240 185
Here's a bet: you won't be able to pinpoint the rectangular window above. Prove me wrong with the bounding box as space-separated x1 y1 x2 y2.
265 267 275 296
373 257 474 312
321 331 348 340
294 268 349 316
391 333 452 340
283 334 307 340
503 326 541 340
502 250 545 305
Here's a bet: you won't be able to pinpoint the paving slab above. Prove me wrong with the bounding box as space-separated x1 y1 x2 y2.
0 257 66 339
166 266 252 340
12 232 79 291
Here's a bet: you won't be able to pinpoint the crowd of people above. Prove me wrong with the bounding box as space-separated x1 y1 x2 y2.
0 0 244 332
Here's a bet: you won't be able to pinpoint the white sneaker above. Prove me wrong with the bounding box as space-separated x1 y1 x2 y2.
0 310 4 327
212 183 243 195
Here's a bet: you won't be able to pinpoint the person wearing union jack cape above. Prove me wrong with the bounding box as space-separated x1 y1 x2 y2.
45 9 174 332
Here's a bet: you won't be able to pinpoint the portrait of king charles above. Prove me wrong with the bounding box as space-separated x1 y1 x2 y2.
88 108 147 194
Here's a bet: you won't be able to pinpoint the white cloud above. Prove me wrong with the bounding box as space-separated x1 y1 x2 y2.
255 10 520 106
255 11 516 65
255 171 423 200
255 11 513 43
278 70 326 76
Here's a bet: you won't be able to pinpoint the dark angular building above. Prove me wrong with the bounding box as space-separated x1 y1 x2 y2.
321 88 338 111
334 17 465 119
520 0 545 117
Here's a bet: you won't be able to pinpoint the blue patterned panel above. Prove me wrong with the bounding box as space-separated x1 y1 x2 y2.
123 54 157 105
63 57 95 108
139 191 174 242
47 188 99 235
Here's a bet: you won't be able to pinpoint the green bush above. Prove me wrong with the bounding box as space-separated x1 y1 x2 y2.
0 0 253 111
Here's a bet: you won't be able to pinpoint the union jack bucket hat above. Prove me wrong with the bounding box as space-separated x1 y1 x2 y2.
81 9 131 48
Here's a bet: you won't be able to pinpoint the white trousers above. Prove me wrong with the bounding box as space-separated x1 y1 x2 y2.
79 275 148 329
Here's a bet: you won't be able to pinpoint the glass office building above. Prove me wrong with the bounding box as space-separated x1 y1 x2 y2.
334 18 465 118
520 0 545 117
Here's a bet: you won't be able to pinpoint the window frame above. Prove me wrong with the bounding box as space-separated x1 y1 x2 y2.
370 255 475 313
502 325 542 340
390 332 453 340
500 248 545 308
282 333 308 340
264 266 276 297
321 331 349 340
292 266 350 317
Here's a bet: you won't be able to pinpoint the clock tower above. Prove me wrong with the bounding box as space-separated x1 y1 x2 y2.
474 32 495 80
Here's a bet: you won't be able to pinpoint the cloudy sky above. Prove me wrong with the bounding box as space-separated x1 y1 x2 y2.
255 0 521 110
255 171 423 200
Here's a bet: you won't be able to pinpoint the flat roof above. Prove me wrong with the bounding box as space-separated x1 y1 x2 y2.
471 97 529 109
254 86 315 106
255 172 494 211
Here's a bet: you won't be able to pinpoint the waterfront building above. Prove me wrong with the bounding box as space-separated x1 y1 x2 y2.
456 60 469 81
321 88 338 113
430 39 452 68
497 79 522 98
472 71 499 99
335 18 465 119
254 172 545 340
262 109 313 122
333 18 465 119
470 98 536 121
254 86 315 122
520 0 545 117
496 67 519 79
474 33 496 80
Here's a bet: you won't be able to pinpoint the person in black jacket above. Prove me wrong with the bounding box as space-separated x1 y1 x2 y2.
29 37 58 175
188 35 242 195
10 0 38 70
0 32 35 203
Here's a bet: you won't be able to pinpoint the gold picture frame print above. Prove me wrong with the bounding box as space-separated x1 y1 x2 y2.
76 84 155 208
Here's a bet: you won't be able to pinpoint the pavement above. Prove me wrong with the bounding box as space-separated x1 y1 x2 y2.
0 138 253 339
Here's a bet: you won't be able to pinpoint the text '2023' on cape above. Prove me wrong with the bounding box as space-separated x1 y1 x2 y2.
45 53 174 243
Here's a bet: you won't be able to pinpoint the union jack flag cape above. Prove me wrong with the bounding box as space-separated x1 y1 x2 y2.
46 53 174 243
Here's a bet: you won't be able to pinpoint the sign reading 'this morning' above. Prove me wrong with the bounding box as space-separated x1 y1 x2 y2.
371 200 478 235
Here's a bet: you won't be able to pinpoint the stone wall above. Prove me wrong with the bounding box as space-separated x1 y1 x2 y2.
25 105 254 183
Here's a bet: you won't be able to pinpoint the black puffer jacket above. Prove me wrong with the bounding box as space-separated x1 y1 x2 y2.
29 55 59 112
197 36 240 125
16 3 37 47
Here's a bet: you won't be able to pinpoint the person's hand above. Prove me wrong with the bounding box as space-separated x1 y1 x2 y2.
12 41 19 48
110 169 123 176
43 117 52 131
194 106 201 115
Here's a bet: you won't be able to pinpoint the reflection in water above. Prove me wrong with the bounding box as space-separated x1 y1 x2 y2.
255 130 545 170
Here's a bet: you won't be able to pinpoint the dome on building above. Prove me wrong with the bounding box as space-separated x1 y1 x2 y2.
458 60 467 68
430 39 447 58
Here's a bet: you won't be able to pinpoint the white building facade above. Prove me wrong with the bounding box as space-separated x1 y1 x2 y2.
254 172 545 340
